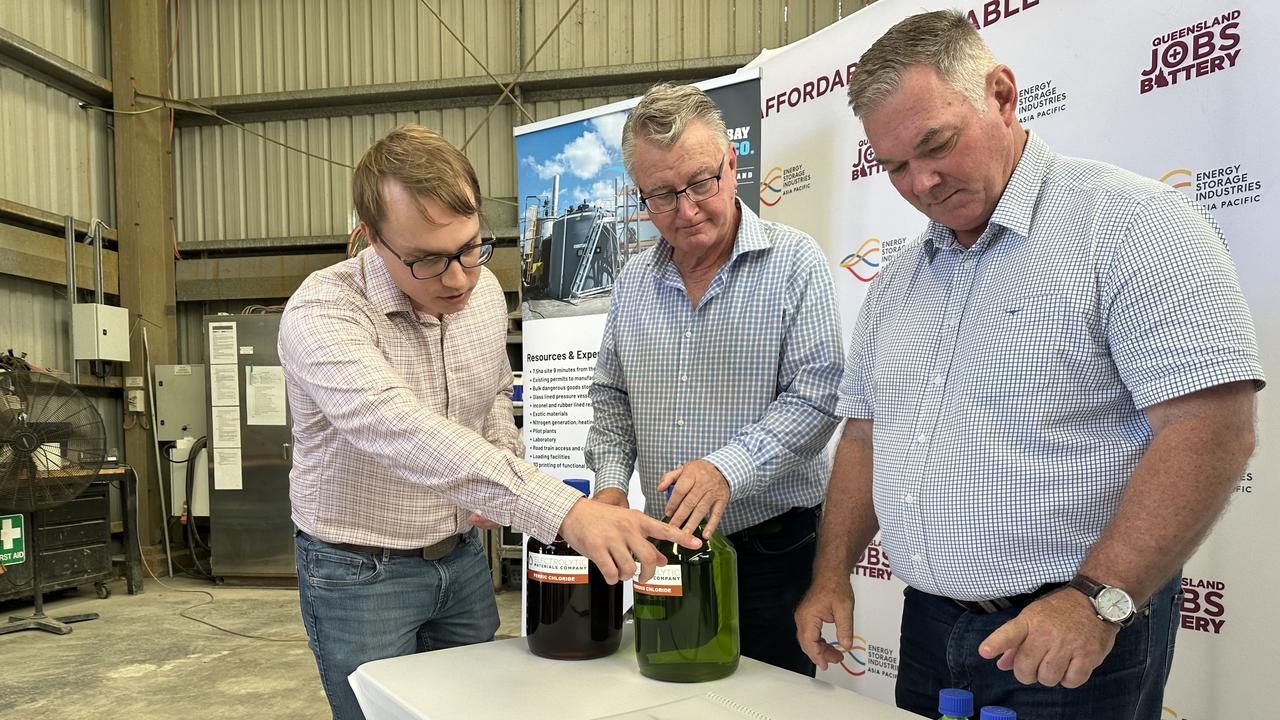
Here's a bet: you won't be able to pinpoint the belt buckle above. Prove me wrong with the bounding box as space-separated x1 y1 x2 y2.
421 535 459 561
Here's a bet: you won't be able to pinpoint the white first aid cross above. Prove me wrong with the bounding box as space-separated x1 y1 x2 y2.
1 517 21 549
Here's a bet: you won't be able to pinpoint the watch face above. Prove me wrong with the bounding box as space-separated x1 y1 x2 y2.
1096 586 1134 622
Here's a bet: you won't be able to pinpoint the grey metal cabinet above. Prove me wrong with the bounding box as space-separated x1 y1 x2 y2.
204 315 295 580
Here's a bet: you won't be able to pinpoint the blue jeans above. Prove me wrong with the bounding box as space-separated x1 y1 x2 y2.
729 505 820 677
295 528 500 720
894 576 1182 720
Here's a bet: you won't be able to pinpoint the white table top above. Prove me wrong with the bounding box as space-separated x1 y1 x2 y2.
349 624 916 720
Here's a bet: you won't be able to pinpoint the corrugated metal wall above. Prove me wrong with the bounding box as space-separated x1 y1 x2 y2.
173 104 518 242
0 2 120 456
171 94 650 242
169 0 872 244
173 0 516 97
172 0 861 96
0 274 72 372
0 0 114 224
0 0 114 368
526 0 852 71
0 0 110 76
0 65 114 222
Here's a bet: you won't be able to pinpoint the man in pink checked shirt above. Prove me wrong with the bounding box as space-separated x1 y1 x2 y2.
279 124 697 720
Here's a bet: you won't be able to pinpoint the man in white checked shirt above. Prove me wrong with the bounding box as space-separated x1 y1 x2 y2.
585 84 845 676
795 11 1264 720
279 125 698 720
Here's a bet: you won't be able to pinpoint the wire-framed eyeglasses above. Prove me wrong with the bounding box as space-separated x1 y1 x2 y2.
381 236 496 280
639 151 726 214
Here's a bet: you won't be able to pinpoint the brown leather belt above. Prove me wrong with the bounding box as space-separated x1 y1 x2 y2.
301 531 462 561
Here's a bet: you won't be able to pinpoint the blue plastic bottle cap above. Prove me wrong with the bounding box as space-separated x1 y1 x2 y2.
979 707 1015 720
664 485 675 502
565 479 591 496
938 688 974 717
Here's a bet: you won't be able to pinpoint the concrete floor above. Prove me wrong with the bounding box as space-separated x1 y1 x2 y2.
2 575 524 719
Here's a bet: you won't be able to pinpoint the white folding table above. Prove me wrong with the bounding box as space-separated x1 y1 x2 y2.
349 625 917 719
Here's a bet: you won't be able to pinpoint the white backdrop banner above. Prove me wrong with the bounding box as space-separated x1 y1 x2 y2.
756 0 1278 716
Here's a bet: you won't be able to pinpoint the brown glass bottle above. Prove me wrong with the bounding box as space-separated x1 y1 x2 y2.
525 480 623 659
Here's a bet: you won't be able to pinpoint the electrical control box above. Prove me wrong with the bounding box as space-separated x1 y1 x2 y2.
71 303 130 361
155 364 208 442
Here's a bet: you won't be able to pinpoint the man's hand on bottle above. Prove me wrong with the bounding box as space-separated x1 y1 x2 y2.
558 498 701 584
657 459 731 537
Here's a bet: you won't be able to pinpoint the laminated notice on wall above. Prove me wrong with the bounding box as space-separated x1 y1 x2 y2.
245 365 287 426
212 406 241 448
208 322 238 364
212 448 243 490
210 364 239 407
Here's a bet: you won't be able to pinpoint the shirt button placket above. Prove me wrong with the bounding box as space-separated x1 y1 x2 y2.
676 314 694 430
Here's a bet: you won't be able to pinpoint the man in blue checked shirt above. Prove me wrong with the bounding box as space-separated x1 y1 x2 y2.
795 11 1264 719
584 83 845 676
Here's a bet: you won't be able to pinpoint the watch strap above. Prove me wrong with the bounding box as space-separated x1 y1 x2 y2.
1068 572 1105 599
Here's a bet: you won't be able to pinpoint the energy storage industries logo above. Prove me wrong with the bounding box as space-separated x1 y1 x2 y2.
1161 163 1263 211
760 164 812 207
840 238 882 282
827 634 869 676
1140 9 1241 95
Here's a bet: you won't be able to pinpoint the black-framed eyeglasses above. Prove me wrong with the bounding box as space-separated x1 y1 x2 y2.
638 151 726 214
380 236 496 280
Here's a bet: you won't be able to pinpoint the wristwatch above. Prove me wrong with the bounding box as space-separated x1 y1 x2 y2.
1068 573 1137 627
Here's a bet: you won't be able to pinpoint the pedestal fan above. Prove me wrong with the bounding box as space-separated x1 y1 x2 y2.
0 354 108 635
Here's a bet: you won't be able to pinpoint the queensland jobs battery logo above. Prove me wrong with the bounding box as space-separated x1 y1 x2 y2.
1180 576 1227 635
1141 10 1241 95
853 538 894 581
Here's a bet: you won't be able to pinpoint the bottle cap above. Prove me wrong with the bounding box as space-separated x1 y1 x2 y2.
979 708 1015 720
664 485 674 502
938 689 973 717
565 479 591 496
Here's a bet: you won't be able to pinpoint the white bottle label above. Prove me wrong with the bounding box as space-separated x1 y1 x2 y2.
633 564 684 597
527 551 589 585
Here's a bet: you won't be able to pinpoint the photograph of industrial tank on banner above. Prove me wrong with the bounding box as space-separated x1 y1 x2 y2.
513 71 761 631
755 0 1277 713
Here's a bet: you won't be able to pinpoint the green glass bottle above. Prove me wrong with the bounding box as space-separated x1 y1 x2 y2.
632 498 739 682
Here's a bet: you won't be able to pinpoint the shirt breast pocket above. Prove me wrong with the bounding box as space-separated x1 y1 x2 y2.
969 292 1070 408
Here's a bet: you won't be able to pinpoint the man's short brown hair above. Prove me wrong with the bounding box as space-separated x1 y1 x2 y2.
352 124 482 239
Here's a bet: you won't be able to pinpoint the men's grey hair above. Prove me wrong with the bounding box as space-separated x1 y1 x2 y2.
847 9 997 118
621 83 729 180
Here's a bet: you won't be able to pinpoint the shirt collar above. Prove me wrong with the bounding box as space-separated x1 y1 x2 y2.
648 199 772 275
361 247 415 317
925 129 1049 256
